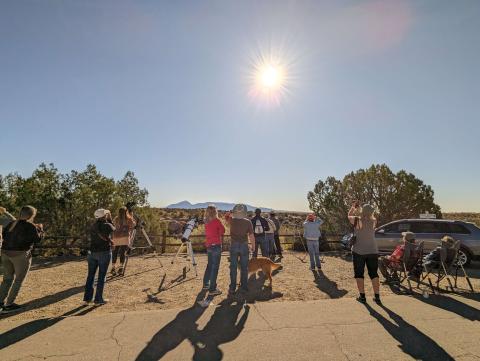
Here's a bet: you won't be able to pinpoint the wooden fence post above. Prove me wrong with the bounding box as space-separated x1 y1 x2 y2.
161 231 167 254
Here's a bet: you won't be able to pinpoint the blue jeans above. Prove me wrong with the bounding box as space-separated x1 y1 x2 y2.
265 233 275 257
253 235 269 258
229 242 249 292
203 245 222 291
84 250 111 302
307 240 321 269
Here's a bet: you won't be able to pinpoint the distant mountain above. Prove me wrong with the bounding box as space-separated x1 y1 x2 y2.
166 200 272 212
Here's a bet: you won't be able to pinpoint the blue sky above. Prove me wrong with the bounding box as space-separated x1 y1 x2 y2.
1 0 479 212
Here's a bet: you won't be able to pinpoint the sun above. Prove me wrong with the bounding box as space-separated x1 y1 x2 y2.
258 64 285 89
249 59 289 106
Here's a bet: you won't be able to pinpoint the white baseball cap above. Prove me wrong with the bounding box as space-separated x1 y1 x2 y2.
94 208 110 219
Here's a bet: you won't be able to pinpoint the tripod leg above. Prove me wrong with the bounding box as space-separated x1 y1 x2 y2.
187 241 198 277
141 228 163 267
122 254 129 276
172 242 185 264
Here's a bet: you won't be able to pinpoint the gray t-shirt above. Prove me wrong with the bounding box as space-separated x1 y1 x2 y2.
351 218 378 255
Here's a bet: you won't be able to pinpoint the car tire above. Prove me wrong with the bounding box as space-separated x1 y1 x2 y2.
456 247 471 267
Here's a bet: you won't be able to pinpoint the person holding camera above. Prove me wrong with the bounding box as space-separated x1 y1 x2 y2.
229 204 254 296
303 213 323 271
0 206 44 313
111 206 136 276
83 208 115 305
251 208 270 258
202 204 225 296
348 202 381 304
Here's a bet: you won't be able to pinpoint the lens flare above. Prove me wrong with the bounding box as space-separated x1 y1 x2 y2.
248 53 290 107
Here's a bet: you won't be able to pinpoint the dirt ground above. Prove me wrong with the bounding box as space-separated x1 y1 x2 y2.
1 251 478 322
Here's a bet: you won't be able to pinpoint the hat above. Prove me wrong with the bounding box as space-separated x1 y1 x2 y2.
94 208 110 219
307 213 316 222
361 204 375 216
232 204 248 219
402 231 416 242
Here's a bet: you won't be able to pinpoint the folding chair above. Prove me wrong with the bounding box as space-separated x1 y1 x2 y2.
383 241 423 289
424 240 461 293
452 246 475 293
400 241 424 292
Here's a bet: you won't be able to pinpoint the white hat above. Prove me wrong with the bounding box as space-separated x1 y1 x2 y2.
94 208 109 219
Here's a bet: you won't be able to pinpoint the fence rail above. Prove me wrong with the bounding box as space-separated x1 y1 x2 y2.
33 232 346 256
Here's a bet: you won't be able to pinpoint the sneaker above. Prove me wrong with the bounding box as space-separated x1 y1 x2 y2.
83 300 92 306
110 268 116 276
202 285 210 290
2 303 22 313
94 299 109 305
310 267 316 271
208 289 222 296
316 266 322 271
356 296 367 304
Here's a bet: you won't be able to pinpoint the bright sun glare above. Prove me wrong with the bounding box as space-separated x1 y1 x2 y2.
249 59 288 106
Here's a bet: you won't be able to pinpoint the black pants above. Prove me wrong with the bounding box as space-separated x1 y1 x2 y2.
112 245 129 265
352 252 379 279
274 234 282 255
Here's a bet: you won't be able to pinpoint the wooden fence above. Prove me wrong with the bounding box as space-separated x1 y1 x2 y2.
33 232 346 256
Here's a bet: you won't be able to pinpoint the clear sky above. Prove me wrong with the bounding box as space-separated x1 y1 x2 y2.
1 1 479 212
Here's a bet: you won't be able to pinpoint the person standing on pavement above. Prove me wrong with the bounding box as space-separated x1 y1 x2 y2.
251 208 270 258
270 211 282 258
0 206 44 313
303 214 323 271
83 209 115 305
229 204 254 297
202 204 225 297
348 202 381 305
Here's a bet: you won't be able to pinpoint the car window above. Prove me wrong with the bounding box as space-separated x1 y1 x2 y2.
447 223 471 234
410 222 443 233
386 223 410 232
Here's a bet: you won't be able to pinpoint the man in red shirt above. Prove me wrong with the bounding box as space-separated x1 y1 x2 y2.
379 231 416 280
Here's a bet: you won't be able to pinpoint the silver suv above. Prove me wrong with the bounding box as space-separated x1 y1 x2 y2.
375 219 480 266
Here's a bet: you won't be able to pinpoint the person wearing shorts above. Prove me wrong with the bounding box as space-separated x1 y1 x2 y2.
348 202 381 304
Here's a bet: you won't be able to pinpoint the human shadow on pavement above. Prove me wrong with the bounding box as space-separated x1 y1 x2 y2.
0 285 85 320
412 293 480 321
364 303 454 361
312 270 348 299
135 290 209 361
0 304 96 350
190 299 250 361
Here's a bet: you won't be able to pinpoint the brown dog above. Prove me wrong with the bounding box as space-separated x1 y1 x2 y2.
247 257 282 288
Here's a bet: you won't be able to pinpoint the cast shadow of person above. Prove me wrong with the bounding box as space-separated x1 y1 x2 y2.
364 302 454 360
135 290 209 361
311 270 348 299
190 298 250 361
0 304 96 350
412 292 480 321
0 285 85 321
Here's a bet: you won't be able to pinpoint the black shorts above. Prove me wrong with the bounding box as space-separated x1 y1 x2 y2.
352 252 379 279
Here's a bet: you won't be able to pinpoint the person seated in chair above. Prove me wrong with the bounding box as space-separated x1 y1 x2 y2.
379 232 416 280
423 235 456 270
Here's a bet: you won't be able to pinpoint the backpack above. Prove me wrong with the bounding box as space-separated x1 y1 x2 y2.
254 219 264 235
